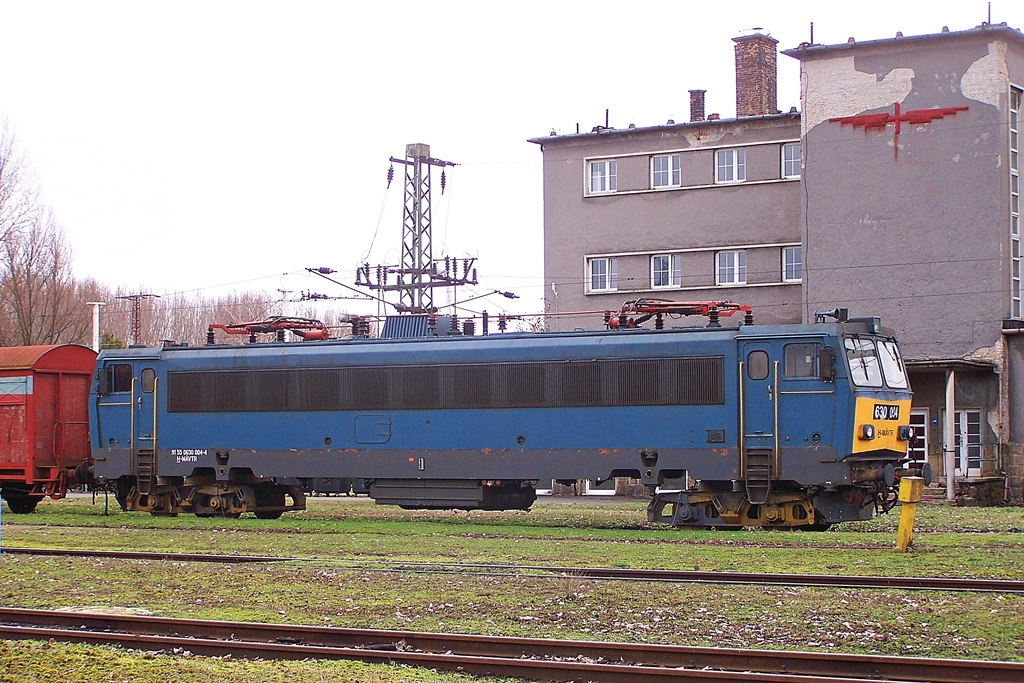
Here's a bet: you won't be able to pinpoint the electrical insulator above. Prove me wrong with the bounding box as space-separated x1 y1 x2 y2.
440 169 446 194
316 267 335 274
387 165 394 188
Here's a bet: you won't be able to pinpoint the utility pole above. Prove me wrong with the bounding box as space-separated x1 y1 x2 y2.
355 143 473 314
117 294 159 347
85 301 107 352
394 143 455 312
346 143 517 326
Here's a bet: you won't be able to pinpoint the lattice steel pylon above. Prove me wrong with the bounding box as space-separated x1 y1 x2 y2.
116 293 159 346
391 143 455 313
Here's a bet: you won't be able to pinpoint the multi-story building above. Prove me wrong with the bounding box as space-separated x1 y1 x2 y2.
530 23 1024 502
531 33 803 333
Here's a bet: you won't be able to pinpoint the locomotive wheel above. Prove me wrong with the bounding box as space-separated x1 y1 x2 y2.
2 493 39 514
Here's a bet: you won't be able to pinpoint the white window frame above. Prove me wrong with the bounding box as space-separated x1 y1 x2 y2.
908 409 928 468
651 154 681 188
715 250 747 286
782 246 802 283
651 253 682 289
782 142 801 179
588 257 617 292
953 409 982 477
588 159 617 194
714 148 746 184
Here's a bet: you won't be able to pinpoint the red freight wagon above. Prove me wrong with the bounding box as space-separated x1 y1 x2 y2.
0 345 97 513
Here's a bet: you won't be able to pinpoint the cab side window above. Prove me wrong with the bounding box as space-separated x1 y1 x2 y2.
141 368 156 393
784 343 818 378
747 350 769 380
107 364 133 393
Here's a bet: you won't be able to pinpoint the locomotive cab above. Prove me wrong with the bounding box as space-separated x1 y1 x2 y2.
650 316 914 529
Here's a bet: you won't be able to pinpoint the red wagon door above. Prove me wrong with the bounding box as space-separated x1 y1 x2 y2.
0 375 33 478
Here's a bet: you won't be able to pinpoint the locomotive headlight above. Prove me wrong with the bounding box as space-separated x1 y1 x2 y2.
859 424 875 440
897 425 914 441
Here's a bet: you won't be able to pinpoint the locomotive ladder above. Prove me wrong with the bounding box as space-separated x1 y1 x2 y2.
744 449 772 505
135 450 155 495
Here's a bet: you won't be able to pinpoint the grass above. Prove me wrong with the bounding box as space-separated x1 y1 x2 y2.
0 640 508 683
2 495 1024 680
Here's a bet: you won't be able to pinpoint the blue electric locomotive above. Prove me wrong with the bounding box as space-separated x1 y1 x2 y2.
88 309 915 528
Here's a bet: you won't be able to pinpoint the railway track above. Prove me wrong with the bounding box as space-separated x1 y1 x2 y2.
5 546 1024 593
1 607 1020 683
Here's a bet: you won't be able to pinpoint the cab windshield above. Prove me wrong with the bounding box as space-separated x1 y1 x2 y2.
844 336 908 389
877 340 908 388
844 337 883 387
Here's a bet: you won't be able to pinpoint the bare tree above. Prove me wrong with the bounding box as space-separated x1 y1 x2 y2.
0 119 40 245
0 211 90 345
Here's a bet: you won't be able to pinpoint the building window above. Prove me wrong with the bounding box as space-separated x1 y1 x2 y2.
716 250 746 285
589 160 617 194
715 149 746 183
782 246 802 282
782 143 801 178
1012 86 1021 318
651 154 681 188
651 254 681 288
588 257 617 292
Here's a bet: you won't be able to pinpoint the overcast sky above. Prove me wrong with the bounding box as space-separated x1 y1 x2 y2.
0 1 1020 323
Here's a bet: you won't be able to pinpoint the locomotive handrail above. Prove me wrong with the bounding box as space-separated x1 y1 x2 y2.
773 360 780 478
129 377 135 460
738 360 745 479
152 377 158 453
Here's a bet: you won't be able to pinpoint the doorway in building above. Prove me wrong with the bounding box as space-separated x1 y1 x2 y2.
908 409 928 469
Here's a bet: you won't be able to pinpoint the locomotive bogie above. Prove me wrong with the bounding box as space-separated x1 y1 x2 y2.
114 471 304 519
648 488 818 528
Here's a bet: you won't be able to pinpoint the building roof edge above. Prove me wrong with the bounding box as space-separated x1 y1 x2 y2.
781 22 1024 60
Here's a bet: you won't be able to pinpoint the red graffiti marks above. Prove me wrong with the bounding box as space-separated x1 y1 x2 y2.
829 102 968 159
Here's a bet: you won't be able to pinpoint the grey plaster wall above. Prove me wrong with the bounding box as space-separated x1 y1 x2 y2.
798 32 1016 362
535 116 803 330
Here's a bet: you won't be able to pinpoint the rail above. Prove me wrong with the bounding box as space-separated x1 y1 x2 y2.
0 608 1019 682
5 548 1024 593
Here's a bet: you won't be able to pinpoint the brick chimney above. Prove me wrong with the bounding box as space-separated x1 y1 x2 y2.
733 32 778 118
689 89 706 122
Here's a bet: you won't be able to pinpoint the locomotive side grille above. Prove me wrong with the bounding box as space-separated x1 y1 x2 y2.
677 356 725 405
444 365 492 409
617 359 660 405
400 365 441 410
351 367 390 410
252 370 292 411
304 369 343 411
559 362 602 406
166 355 724 413
502 363 547 407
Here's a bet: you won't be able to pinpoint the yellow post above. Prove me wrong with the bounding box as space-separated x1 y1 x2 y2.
895 476 925 553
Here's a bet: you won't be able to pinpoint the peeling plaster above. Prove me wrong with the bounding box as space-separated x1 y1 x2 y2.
802 56 914 130
961 41 1009 108
967 339 1004 367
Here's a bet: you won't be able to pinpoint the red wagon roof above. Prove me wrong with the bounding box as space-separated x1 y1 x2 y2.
0 345 96 373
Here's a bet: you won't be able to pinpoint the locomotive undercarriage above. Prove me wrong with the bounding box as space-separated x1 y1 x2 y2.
115 472 305 519
648 482 881 530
